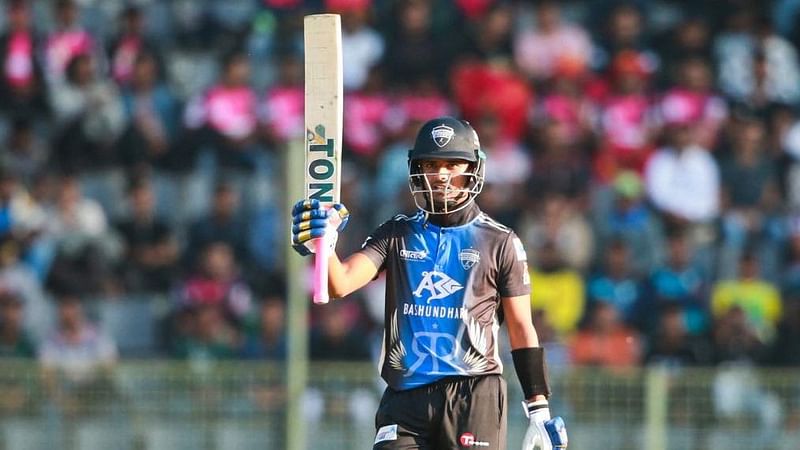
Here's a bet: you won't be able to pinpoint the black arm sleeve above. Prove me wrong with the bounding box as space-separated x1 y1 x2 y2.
511 347 551 400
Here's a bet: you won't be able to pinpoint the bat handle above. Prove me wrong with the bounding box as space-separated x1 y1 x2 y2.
312 235 330 304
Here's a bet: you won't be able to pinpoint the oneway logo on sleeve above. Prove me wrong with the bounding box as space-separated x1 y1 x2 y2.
413 271 463 302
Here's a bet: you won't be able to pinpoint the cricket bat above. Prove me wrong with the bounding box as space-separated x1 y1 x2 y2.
304 14 343 304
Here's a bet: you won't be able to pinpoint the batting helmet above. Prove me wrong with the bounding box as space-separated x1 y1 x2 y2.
407 117 486 214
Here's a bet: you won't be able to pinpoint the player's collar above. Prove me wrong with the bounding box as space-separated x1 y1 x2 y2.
425 202 480 228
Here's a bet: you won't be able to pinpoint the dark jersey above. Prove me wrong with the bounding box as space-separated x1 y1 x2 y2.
359 209 531 391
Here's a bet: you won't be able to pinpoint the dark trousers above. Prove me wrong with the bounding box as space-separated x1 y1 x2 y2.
373 375 507 450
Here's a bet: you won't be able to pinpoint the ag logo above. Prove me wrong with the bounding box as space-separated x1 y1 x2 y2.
459 249 480 270
431 124 455 147
413 271 463 302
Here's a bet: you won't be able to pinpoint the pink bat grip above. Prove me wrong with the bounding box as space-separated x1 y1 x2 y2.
312 234 330 304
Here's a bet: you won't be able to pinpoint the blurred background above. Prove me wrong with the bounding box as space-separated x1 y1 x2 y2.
0 0 800 449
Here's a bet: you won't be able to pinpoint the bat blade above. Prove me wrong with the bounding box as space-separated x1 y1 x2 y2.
304 14 343 304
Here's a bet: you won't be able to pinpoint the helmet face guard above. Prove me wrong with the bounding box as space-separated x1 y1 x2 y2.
408 161 485 214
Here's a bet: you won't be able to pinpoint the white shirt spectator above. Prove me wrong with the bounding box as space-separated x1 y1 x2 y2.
715 33 800 105
342 26 384 91
39 324 117 384
645 145 720 222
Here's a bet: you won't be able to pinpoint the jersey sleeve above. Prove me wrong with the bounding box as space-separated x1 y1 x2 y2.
356 220 393 272
497 231 531 298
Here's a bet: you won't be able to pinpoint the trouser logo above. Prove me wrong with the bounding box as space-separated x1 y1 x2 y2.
460 432 490 447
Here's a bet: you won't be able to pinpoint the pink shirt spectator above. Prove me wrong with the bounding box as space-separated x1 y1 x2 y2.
5 32 34 89
259 85 304 142
539 93 597 145
186 86 258 141
657 88 728 150
111 35 141 85
600 94 653 153
343 91 392 158
45 28 94 82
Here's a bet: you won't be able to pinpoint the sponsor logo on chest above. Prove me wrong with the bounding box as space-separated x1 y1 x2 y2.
413 271 463 302
400 248 428 261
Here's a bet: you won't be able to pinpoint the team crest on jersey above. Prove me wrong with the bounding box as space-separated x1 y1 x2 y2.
459 249 480 270
431 124 455 147
413 271 463 302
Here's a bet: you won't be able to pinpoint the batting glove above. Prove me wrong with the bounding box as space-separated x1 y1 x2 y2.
521 400 568 450
291 199 350 256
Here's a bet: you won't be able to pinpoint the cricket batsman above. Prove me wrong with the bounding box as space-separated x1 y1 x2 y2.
292 117 568 449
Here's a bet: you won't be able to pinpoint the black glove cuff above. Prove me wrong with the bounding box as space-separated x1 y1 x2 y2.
512 347 551 400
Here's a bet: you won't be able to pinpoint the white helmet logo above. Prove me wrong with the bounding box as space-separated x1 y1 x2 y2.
431 125 455 148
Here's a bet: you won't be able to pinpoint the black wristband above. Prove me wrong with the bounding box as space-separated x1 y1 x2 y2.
511 347 551 400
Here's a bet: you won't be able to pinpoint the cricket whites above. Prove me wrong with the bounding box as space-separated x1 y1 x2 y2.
304 14 343 304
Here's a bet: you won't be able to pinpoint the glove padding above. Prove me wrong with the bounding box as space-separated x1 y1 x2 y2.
291 199 350 256
521 401 568 450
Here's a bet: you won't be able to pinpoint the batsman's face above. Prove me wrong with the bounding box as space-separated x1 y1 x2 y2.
418 159 471 201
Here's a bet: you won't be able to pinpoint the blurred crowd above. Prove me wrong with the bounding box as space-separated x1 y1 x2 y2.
1 0 800 400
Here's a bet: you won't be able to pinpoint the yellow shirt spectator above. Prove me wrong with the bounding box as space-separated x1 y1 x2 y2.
711 279 782 342
530 268 585 338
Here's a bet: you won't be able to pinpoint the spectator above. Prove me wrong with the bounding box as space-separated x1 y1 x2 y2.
645 229 710 335
309 299 371 361
39 294 118 417
183 50 263 172
381 0 458 89
108 6 160 87
594 50 657 182
656 17 714 89
49 54 126 172
44 175 121 296
118 52 181 172
241 295 287 360
569 301 642 368
644 304 711 368
44 0 100 85
185 181 250 265
0 118 49 186
593 3 657 72
475 112 532 226
593 170 665 276
521 194 594 272
656 56 728 150
338 2 385 92
0 287 37 417
711 251 783 344
644 104 720 271
526 120 592 201
170 303 240 362
0 289 35 358
258 52 305 146
461 1 514 64
765 295 800 366
114 177 179 293
342 65 395 165
512 0 593 83
717 116 782 280
528 240 586 338
716 12 800 109
0 0 48 120
586 239 644 328
176 241 253 326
